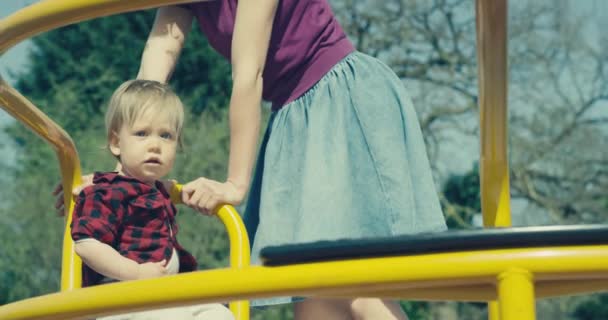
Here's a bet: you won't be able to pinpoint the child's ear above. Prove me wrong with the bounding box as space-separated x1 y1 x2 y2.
109 132 121 157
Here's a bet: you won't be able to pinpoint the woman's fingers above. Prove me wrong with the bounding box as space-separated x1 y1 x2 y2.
54 174 95 216
197 192 214 215
183 178 214 215
52 183 62 196
72 174 95 196
181 177 244 215
55 193 65 213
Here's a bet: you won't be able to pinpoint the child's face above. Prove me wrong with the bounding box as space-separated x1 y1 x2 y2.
110 110 178 185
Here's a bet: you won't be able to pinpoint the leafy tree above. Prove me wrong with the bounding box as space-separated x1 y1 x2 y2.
573 294 608 320
3 0 606 319
442 164 480 229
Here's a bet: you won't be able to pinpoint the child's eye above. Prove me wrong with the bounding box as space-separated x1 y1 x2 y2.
134 131 147 137
160 132 173 140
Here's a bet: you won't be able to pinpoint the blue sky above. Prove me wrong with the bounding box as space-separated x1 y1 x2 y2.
1 1 35 85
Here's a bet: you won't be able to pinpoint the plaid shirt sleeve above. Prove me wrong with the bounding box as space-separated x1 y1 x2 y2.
71 188 123 246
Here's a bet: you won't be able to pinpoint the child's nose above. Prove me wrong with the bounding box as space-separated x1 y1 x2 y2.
147 137 162 152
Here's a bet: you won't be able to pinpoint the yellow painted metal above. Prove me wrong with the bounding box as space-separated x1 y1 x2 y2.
2 1 607 320
169 182 183 204
0 77 83 291
169 184 250 319
0 84 251 317
488 301 500 320
0 0 198 54
217 205 251 320
535 278 608 299
0 1 252 318
2 245 608 320
475 1 510 318
476 0 511 228
325 278 608 302
497 269 535 320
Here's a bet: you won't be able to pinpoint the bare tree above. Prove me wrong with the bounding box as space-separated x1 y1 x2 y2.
331 0 607 228
508 0 608 224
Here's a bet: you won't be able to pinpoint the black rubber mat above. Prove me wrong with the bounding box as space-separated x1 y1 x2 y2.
260 225 608 266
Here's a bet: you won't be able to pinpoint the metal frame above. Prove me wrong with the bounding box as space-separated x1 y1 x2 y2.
0 1 606 320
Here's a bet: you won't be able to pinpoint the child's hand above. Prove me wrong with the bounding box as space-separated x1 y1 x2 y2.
136 259 168 279
182 177 246 215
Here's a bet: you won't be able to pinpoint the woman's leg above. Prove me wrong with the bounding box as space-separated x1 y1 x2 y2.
350 298 408 320
294 298 408 320
191 303 235 320
294 298 352 320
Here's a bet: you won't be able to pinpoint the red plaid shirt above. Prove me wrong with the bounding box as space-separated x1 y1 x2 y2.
71 172 197 287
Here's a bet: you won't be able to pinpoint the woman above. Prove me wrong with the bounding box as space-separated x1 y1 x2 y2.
78 0 446 318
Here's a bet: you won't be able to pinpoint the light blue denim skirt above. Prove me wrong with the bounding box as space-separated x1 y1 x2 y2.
243 51 447 306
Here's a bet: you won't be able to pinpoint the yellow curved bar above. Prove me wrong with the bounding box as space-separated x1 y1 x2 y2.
0 80 251 314
0 79 251 314
170 184 250 319
2 245 608 320
217 205 251 319
0 77 83 291
0 0 196 53
476 0 511 228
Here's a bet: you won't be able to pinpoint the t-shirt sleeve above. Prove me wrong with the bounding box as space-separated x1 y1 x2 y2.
71 189 123 246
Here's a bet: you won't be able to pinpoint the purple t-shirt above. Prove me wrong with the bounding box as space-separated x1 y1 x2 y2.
181 0 355 110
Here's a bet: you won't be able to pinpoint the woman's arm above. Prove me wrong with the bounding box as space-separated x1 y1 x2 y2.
137 6 193 83
182 0 279 214
227 0 279 193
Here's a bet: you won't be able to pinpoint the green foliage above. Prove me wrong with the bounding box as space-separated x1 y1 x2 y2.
572 293 608 320
442 164 481 229
400 301 431 320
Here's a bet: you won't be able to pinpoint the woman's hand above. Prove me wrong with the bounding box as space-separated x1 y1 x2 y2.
53 174 94 216
181 177 246 215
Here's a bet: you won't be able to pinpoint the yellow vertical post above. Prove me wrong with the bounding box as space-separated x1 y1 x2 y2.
60 155 83 291
497 269 536 320
476 1 510 319
476 0 511 228
172 185 251 320
488 301 500 320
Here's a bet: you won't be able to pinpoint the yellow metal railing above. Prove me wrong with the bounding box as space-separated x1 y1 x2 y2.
0 75 251 319
0 76 83 290
0 2 251 318
2 245 608 319
0 0 198 53
171 185 251 319
1 1 608 320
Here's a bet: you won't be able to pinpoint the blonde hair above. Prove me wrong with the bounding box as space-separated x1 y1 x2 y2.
105 79 184 149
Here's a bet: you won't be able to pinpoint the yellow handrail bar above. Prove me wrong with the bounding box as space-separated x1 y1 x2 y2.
172 185 251 318
2 245 608 320
0 0 195 54
0 76 83 290
0 76 250 318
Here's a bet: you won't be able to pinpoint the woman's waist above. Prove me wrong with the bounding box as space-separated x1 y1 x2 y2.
263 37 355 110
